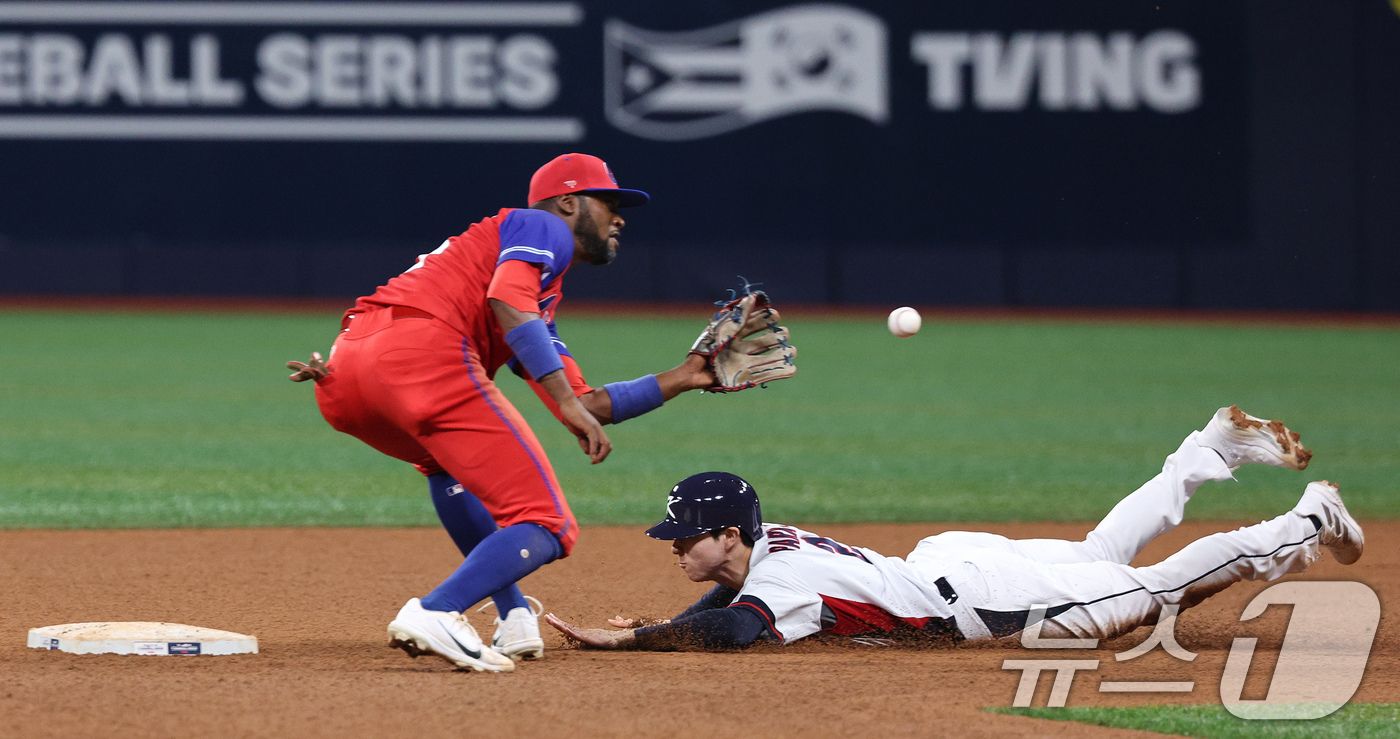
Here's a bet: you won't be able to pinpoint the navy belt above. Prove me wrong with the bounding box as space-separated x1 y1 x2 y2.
928 577 966 643
936 575 1074 639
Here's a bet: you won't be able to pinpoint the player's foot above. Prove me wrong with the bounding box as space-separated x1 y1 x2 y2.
484 595 546 661
387 598 515 673
1293 481 1364 565
1197 405 1312 470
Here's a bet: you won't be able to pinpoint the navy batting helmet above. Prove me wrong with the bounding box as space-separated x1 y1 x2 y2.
644 471 764 541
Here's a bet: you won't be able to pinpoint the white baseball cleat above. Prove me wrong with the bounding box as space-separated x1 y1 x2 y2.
1197 405 1312 470
1294 481 1365 565
482 595 546 661
387 598 515 673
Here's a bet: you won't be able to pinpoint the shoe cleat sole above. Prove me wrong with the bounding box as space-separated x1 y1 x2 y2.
387 627 430 659
496 640 545 661
1227 405 1313 470
388 627 501 671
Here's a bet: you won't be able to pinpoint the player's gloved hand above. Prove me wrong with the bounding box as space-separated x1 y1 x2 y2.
608 615 670 628
560 397 611 464
690 288 796 393
545 613 635 649
286 351 329 382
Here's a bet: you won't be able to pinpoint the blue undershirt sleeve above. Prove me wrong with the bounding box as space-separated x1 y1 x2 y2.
673 584 739 620
632 604 768 650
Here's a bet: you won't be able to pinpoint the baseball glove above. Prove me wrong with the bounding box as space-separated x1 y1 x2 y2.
689 288 797 392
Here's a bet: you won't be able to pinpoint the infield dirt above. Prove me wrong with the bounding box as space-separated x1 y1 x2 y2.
3 521 1396 737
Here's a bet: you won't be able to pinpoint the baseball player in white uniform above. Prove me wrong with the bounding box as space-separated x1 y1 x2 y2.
545 406 1364 649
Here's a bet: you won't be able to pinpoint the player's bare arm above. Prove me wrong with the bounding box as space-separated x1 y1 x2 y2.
582 356 716 424
490 297 611 464
652 355 717 401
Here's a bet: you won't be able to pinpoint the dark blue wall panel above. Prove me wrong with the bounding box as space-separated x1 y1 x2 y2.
1015 248 1181 308
0 244 125 293
840 246 1005 306
1359 0 1400 310
0 1 1393 310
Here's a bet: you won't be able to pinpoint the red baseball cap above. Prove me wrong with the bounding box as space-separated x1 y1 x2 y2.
528 153 650 208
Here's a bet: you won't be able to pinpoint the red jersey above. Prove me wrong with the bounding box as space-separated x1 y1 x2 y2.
351 208 579 383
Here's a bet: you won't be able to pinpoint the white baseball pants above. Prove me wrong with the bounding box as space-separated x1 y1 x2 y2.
907 432 1322 641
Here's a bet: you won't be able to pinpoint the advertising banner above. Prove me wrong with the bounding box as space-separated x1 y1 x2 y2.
0 1 1248 252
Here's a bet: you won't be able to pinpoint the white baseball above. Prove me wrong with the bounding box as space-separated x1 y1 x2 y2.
887 307 921 338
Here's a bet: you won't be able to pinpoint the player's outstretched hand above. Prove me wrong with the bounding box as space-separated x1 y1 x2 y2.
286 351 329 382
608 615 670 628
545 613 635 649
560 398 611 464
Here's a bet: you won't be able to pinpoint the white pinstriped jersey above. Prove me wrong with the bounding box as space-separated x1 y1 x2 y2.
730 524 955 644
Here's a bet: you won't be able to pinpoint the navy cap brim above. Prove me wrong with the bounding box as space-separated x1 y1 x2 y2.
644 518 709 540
583 187 650 208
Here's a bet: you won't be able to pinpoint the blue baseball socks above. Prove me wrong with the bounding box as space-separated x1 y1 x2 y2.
427 473 540 614
421 487 562 615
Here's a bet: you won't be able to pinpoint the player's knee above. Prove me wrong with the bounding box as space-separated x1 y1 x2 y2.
505 517 576 559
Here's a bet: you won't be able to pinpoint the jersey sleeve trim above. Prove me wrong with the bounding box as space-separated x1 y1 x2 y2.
730 595 784 642
499 245 557 261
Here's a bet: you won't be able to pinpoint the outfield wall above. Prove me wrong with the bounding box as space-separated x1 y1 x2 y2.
0 0 1396 310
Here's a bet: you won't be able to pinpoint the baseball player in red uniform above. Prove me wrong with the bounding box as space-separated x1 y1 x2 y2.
546 406 1364 650
289 154 716 672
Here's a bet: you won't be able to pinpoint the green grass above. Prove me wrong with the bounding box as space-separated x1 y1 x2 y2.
1 309 1397 528
990 703 1400 738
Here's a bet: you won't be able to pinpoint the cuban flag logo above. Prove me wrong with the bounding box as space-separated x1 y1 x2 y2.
605 5 888 141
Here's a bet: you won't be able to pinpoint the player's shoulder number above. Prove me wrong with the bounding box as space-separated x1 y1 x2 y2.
404 239 452 274
765 526 871 563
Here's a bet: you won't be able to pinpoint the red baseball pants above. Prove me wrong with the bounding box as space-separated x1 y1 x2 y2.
314 307 578 555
